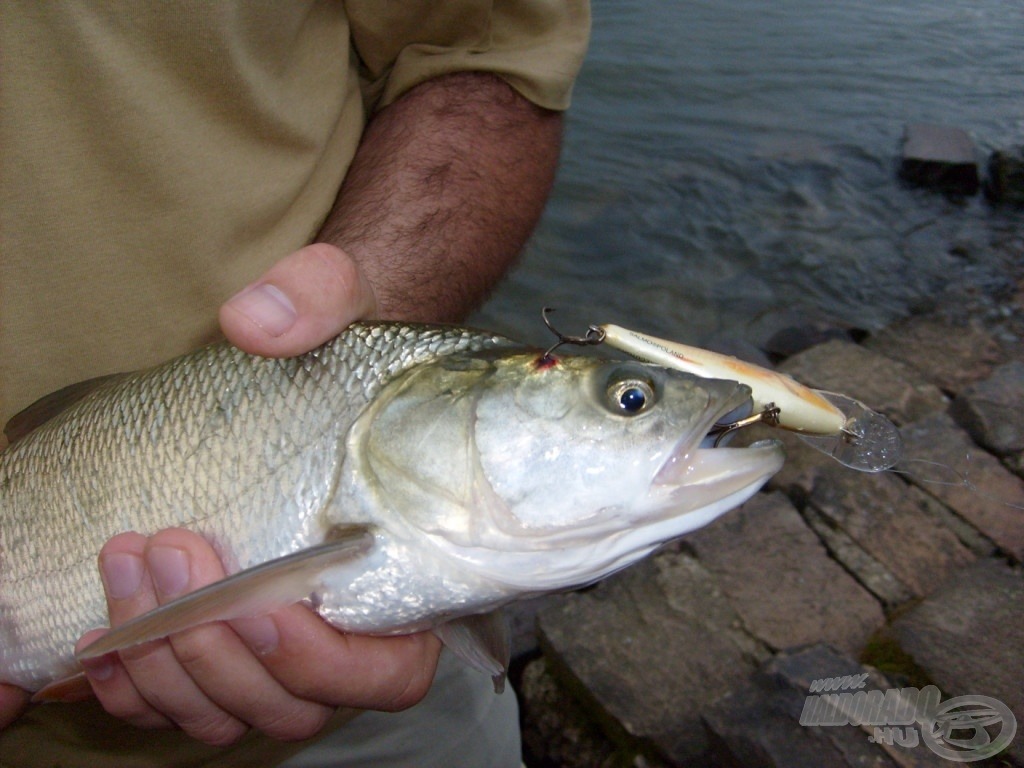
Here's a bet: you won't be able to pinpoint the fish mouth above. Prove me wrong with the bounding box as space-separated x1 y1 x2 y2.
649 384 785 516
474 385 785 592
424 381 785 594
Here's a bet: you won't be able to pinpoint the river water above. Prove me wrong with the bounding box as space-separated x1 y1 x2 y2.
472 0 1024 352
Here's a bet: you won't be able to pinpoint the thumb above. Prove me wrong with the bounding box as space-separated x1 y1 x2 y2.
0 683 29 729
219 243 378 357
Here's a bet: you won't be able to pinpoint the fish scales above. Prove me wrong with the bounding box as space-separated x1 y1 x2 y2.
0 323 512 689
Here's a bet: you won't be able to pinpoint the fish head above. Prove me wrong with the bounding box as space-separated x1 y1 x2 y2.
346 351 784 591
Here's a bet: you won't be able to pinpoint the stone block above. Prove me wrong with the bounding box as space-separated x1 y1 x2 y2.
900 413 1024 560
761 321 864 363
985 146 1024 206
804 463 975 606
687 492 885 655
769 646 951 768
1009 450 1024 482
864 316 1003 394
703 672 887 768
780 340 947 426
705 644 949 768
505 595 562 660
802 509 915 607
899 123 979 195
890 558 1024 766
537 548 764 765
951 360 1024 455
516 656 645 768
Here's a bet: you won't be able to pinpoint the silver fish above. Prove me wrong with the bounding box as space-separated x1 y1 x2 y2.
0 322 783 694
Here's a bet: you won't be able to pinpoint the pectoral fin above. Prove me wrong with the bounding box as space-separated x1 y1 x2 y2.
433 611 511 694
31 672 94 704
77 526 374 661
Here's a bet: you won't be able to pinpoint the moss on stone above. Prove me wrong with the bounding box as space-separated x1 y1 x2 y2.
859 630 935 692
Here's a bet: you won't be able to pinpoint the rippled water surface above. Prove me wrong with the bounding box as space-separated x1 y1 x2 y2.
473 0 1024 349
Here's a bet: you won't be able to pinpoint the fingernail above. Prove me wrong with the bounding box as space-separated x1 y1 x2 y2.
225 283 296 337
147 546 190 598
101 552 144 600
232 615 280 655
81 654 115 683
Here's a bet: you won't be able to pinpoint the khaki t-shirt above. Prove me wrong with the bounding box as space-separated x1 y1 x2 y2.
0 2 588 765
0 0 589 425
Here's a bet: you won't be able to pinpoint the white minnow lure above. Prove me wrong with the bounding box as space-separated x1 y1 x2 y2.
599 324 903 472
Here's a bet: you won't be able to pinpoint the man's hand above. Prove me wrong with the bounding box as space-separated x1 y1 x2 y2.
78 530 440 746
0 685 28 730
219 243 378 357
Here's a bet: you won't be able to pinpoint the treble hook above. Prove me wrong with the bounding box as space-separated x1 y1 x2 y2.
541 307 606 359
709 403 781 447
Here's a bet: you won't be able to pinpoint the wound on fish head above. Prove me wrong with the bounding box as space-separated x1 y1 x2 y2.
533 354 559 370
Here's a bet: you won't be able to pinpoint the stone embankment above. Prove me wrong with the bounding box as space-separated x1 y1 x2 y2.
514 302 1024 766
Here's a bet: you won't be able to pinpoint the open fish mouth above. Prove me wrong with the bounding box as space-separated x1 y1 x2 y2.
500 384 786 593
650 384 785 515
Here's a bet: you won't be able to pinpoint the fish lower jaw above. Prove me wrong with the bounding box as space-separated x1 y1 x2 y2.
427 440 784 594
649 438 785 513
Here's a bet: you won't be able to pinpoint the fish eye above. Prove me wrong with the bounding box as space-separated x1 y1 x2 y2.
608 379 655 415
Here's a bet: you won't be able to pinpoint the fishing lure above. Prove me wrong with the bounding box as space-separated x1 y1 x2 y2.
598 324 902 472
539 311 901 472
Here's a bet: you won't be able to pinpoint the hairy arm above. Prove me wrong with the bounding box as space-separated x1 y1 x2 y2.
222 71 563 354
323 70 563 321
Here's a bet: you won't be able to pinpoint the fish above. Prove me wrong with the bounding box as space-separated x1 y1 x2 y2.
0 321 784 696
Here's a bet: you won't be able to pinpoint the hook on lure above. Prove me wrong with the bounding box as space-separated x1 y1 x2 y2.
708 403 782 448
540 307 606 360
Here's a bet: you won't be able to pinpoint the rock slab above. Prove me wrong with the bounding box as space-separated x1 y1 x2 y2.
951 360 1024 456
864 316 1003 394
900 412 1024 560
686 492 885 654
704 644 949 768
537 548 762 764
804 464 975 606
899 123 979 195
516 656 652 768
986 146 1024 206
890 558 1024 766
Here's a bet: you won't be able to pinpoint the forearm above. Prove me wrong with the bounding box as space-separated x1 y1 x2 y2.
317 71 563 323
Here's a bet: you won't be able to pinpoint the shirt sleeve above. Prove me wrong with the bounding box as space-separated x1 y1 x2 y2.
345 0 590 113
